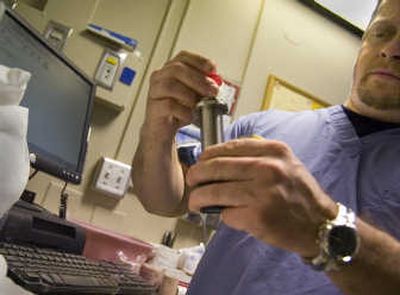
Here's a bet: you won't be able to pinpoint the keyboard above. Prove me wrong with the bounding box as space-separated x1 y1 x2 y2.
0 242 157 294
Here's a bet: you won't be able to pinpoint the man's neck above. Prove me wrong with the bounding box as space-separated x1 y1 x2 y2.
342 105 400 137
343 99 400 124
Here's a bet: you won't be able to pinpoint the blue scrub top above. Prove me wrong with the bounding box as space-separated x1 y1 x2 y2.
186 105 400 295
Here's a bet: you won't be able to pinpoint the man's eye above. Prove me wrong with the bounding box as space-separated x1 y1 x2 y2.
371 31 387 38
366 30 389 42
366 24 396 41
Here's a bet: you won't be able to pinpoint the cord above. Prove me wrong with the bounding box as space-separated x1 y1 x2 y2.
29 169 39 180
59 182 69 219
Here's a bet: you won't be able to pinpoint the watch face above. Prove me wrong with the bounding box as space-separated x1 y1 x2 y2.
328 225 358 258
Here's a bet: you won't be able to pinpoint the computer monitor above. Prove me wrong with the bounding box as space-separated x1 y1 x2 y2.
0 8 95 184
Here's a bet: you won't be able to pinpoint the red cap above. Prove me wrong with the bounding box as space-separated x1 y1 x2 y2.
207 72 223 86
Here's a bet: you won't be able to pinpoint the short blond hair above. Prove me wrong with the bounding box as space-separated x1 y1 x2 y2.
370 0 383 23
364 0 383 37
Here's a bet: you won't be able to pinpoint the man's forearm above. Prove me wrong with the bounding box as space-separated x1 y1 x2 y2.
132 127 187 217
328 218 400 294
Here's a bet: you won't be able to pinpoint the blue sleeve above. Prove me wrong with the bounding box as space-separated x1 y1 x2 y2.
225 111 274 140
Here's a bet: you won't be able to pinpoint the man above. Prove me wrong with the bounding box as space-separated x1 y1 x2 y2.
133 0 400 293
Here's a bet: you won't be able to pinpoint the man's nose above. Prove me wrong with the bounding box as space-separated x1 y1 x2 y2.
380 36 400 61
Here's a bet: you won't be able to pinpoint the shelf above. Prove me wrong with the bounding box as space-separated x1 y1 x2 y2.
95 87 125 112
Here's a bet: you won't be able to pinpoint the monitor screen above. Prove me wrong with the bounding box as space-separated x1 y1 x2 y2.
0 9 95 184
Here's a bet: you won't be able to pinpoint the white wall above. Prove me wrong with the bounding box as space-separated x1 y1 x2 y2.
172 0 263 83
235 0 362 118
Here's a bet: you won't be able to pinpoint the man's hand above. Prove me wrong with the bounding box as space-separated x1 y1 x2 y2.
144 51 219 139
133 51 219 216
186 137 338 257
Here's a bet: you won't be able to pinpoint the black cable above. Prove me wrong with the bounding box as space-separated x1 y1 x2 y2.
29 169 39 180
59 182 69 219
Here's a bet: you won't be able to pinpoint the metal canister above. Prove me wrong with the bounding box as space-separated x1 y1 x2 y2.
194 73 228 214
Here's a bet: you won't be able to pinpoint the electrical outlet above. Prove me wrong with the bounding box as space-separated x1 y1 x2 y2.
93 157 132 199
94 50 121 89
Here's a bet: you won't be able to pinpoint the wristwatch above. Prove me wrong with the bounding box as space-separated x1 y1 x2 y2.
304 202 360 271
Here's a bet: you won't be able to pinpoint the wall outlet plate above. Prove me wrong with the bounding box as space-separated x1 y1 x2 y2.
94 50 121 90
93 157 132 199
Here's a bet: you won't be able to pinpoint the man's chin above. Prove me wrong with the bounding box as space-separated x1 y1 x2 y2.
358 88 400 111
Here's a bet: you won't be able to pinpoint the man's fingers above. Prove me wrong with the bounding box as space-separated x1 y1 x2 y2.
148 98 194 126
151 62 218 100
164 62 219 97
147 50 219 128
186 157 284 187
188 180 252 212
149 78 199 109
199 138 292 161
171 50 217 74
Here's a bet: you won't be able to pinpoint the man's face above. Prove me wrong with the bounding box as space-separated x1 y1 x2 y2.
352 0 400 111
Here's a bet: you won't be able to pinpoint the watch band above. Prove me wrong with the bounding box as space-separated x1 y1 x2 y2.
303 202 359 272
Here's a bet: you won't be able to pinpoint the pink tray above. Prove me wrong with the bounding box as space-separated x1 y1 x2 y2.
72 219 154 263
